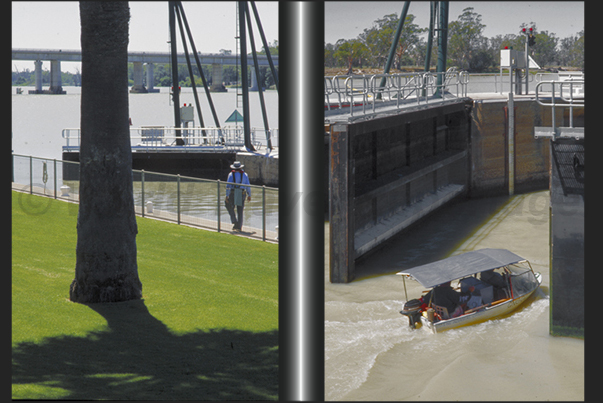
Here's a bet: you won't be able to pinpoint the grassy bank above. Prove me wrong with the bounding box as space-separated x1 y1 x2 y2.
12 191 278 400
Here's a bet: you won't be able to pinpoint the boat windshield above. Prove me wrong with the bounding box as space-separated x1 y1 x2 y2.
507 263 538 298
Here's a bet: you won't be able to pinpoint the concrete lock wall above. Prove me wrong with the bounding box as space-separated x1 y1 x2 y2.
469 99 558 197
328 99 473 283
327 97 575 283
235 153 279 187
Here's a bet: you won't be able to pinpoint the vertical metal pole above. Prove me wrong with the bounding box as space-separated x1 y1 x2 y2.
53 159 57 199
569 83 574 128
141 170 145 218
424 2 435 73
262 185 266 241
525 34 529 95
435 1 449 97
238 1 254 151
508 92 515 195
169 2 181 131
383 1 411 75
509 55 513 94
177 174 181 224
174 4 205 130
29 155 33 194
551 84 556 133
217 179 221 232
176 1 221 128
249 1 278 91
243 2 272 150
422 1 435 98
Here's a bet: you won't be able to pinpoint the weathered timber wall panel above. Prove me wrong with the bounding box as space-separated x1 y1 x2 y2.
352 131 375 185
376 126 406 177
469 99 559 197
513 101 550 192
329 125 355 283
350 102 471 248
329 100 473 282
470 101 506 196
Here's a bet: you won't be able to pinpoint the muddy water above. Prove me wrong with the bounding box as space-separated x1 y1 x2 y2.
325 190 584 401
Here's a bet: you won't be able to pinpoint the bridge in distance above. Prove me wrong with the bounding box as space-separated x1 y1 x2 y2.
12 48 278 93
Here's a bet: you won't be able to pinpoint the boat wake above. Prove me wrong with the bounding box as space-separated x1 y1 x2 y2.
325 299 429 400
325 295 549 400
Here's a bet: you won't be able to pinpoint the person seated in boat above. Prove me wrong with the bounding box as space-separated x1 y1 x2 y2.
480 269 506 287
480 269 508 300
420 281 471 319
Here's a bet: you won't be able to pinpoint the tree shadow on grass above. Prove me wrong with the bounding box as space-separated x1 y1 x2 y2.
12 299 278 400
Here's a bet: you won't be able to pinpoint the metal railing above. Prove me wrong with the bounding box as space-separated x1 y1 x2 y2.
535 79 584 132
468 72 583 95
324 69 468 117
463 72 541 94
12 154 279 242
62 126 279 153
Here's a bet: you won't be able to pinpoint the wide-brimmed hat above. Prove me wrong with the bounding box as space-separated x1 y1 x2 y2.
230 161 244 169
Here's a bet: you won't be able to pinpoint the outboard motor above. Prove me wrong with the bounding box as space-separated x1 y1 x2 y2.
400 299 423 329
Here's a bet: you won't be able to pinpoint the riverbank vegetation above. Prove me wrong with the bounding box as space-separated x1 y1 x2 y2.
12 63 279 90
325 7 584 74
12 191 278 399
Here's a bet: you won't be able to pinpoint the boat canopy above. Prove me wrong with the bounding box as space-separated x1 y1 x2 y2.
396 248 526 288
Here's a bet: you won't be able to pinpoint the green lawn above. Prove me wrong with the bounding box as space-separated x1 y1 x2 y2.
12 191 278 400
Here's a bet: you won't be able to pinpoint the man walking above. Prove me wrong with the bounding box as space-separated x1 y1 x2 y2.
225 161 251 232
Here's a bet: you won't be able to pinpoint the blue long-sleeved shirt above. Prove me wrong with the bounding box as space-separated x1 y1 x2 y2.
226 170 251 197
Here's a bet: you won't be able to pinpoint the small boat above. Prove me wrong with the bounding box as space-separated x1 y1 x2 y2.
397 248 542 334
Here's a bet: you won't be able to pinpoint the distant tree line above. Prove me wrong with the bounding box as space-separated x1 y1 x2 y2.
12 68 83 87
12 40 279 89
141 63 278 89
325 7 584 73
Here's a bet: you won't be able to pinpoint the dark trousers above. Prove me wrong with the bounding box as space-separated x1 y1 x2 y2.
226 199 245 229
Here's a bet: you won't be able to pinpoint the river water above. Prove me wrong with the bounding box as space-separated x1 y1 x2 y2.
11 85 278 161
325 190 584 401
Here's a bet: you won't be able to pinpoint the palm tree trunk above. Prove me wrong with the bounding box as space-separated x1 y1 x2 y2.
70 2 142 303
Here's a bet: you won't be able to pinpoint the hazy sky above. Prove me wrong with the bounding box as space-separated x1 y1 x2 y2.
12 2 584 74
12 1 279 73
325 1 584 43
